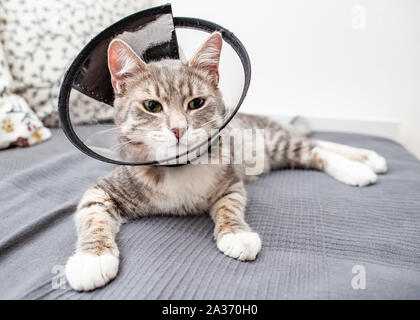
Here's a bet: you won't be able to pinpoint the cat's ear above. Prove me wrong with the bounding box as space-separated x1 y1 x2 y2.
108 39 147 94
189 32 222 86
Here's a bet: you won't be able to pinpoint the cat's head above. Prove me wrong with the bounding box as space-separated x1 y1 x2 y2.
108 32 225 163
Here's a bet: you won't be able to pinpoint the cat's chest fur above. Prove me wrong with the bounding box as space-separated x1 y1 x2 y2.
150 165 222 214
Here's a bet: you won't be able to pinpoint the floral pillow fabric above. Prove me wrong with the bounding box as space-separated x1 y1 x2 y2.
0 43 51 150
0 0 151 127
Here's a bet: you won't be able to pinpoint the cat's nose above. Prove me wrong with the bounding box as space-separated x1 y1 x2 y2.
171 128 185 140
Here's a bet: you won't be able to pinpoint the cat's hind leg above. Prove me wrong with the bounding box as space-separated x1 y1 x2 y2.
267 135 379 186
65 187 123 291
315 140 387 174
311 146 378 186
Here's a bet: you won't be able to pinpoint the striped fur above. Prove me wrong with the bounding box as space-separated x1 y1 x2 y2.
65 33 388 291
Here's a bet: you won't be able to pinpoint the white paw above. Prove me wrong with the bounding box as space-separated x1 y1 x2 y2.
217 231 262 261
65 252 119 291
315 147 378 187
363 151 388 174
334 161 378 187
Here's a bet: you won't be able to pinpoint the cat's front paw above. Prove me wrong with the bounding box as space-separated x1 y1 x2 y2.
65 252 119 291
217 231 262 261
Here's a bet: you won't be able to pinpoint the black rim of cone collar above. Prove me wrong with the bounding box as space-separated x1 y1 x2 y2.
58 15 251 166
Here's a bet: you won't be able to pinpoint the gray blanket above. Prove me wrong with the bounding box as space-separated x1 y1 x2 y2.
1 126 419 299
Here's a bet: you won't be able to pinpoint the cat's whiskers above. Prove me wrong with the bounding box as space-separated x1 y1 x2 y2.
84 126 119 143
109 139 134 153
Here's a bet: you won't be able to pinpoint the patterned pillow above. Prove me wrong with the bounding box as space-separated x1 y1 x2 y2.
0 42 51 150
0 0 151 127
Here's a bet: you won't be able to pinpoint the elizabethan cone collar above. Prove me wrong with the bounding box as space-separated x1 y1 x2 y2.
58 4 251 166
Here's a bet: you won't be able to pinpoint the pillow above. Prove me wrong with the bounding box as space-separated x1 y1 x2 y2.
0 0 151 127
0 42 51 150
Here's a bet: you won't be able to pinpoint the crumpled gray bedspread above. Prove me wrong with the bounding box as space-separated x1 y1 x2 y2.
0 126 419 299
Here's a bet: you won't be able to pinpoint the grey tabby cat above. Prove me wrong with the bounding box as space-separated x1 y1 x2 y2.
65 32 387 291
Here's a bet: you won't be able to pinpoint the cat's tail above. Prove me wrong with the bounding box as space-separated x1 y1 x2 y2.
287 116 312 137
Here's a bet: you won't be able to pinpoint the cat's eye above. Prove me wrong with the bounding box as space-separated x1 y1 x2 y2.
143 100 162 113
188 98 205 110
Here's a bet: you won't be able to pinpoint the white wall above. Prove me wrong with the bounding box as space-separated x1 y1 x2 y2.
154 0 420 158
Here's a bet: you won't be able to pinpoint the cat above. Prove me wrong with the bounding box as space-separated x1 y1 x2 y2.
65 32 387 291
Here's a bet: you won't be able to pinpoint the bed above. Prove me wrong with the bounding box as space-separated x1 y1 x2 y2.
1 126 419 299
